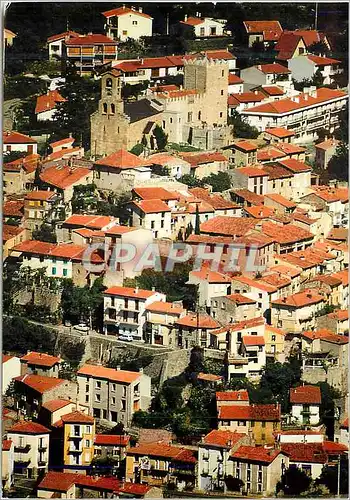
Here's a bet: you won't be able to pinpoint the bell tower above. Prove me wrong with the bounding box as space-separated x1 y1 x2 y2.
90 69 129 157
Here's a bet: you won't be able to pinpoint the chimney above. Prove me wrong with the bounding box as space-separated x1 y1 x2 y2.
131 6 135 11
135 286 139 294
69 132 72 138
139 367 143 374
309 86 317 97
88 32 92 35
139 7 143 13
184 14 188 22
116 365 121 371
152 287 155 292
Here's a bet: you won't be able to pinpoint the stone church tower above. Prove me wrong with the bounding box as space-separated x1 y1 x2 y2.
90 69 130 158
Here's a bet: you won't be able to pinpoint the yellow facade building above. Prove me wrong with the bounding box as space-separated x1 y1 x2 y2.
62 411 95 473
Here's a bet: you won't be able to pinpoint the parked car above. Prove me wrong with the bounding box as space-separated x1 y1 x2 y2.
73 323 89 333
118 333 133 342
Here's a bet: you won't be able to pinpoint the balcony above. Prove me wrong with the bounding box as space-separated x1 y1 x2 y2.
134 390 140 398
69 433 82 440
38 444 47 452
14 444 31 453
38 460 47 466
69 444 82 453
15 458 31 466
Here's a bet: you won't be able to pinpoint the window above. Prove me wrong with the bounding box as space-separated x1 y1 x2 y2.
96 381 101 389
52 267 56 275
85 440 90 447
103 102 107 114
95 394 101 402
262 421 266 428
222 70 225 77
111 103 115 114
210 27 217 36
161 220 164 228
238 420 246 426
170 117 173 123
121 400 126 411
132 20 138 25
188 112 193 122
85 395 89 403
112 383 116 391
63 269 68 277
200 27 205 36
251 421 255 427
198 111 201 120
221 89 224 95
112 397 116 405
122 30 128 36
74 425 80 436
86 426 91 433
271 335 276 341
151 221 155 229
220 112 223 118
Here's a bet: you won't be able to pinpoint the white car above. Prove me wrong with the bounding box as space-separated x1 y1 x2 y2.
118 334 133 342
73 323 89 333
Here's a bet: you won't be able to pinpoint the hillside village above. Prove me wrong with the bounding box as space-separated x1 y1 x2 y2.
2 2 349 499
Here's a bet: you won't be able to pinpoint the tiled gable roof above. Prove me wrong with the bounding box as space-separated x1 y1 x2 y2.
176 313 220 329
95 149 144 169
290 385 321 404
281 443 327 463
132 199 171 214
40 165 91 189
133 187 179 201
242 335 265 346
104 286 157 299
200 216 257 237
102 6 152 19
203 430 246 447
3 130 37 144
77 364 141 384
21 351 60 367
233 140 258 152
216 390 249 402
14 374 66 394
265 127 295 138
35 90 66 114
42 399 73 412
8 421 51 434
94 434 130 446
47 31 80 43
272 289 324 308
264 193 296 208
61 411 94 424
232 445 284 463
65 34 117 45
219 404 281 421
127 442 197 462
243 20 282 41
145 301 185 315
261 221 313 244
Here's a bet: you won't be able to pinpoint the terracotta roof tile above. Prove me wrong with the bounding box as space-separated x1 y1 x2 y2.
232 189 264 206
47 31 80 43
265 127 295 138
331 269 349 287
290 385 321 404
281 443 327 463
262 163 293 180
264 193 296 208
42 399 73 412
315 138 340 151
13 240 103 264
233 275 277 293
228 74 244 84
102 6 152 19
228 92 265 105
40 165 91 189
272 289 324 308
35 90 66 114
219 404 281 421
61 410 94 423
200 216 258 237
327 309 348 321
8 421 51 434
178 151 227 166
189 188 239 210
323 441 348 454
14 374 66 394
77 364 141 384
104 286 157 299
21 351 60 367
145 301 185 315
203 430 246 447
95 149 144 169
25 190 56 201
127 442 196 462
260 85 285 96
278 158 311 172
257 63 291 74
3 200 24 217
242 335 265 346
2 439 12 451
65 34 117 45
50 137 75 149
94 434 130 446
197 372 223 382
44 146 82 162
244 205 274 219
132 199 171 214
232 445 284 463
257 147 286 162
212 317 266 336
243 21 282 41
63 214 116 229
276 142 306 155
3 224 26 242
3 131 37 144
133 187 179 201
291 29 328 47
216 390 249 402
261 221 313 244
3 354 14 363
233 140 258 152
226 293 256 304
176 313 220 329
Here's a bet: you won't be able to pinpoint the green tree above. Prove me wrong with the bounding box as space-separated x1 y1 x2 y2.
202 172 231 192
3 316 56 355
229 111 260 139
178 174 205 188
317 382 341 438
32 223 57 243
194 204 200 235
308 40 331 56
71 184 98 213
3 151 27 163
277 467 312 495
129 143 144 156
96 192 131 224
328 142 349 182
317 458 348 495
50 64 100 150
153 124 168 150
260 358 301 412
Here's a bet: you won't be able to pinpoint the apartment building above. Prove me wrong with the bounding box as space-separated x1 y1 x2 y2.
103 286 166 339
271 289 326 333
218 404 281 445
315 138 340 170
210 294 257 324
188 269 231 308
63 33 118 75
229 167 269 196
240 63 292 90
94 434 130 468
198 430 250 492
230 446 288 495
290 385 321 426
243 21 283 47
35 90 66 122
7 421 51 478
102 6 152 42
3 155 39 195
176 312 220 349
145 301 186 346
24 191 60 232
230 141 258 167
47 30 81 59
240 87 348 143
76 364 151 425
130 199 172 239
62 411 95 472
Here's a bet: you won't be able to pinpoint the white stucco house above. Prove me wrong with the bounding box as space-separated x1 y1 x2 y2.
290 385 321 426
2 355 21 394
102 5 153 42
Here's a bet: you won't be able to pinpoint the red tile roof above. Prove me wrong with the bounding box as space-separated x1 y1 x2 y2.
102 6 152 19
3 200 24 217
132 199 171 214
3 354 14 363
219 404 281 421
50 137 75 149
3 131 37 144
302 329 348 344
94 434 130 446
340 418 348 430
65 34 117 45
104 286 157 299
47 31 80 43
95 149 144 169
104 225 136 235
275 32 305 60
2 439 12 451
291 29 328 47
61 410 94 424
232 189 264 206
40 165 91 189
197 372 223 382
243 21 282 41
216 390 249 402
233 275 277 293
14 374 67 394
190 268 231 284
257 63 291 74
262 163 293 180
233 140 258 152
133 187 179 201
323 441 348 454
281 443 327 463
242 335 265 346
8 421 51 434
307 54 341 66
189 188 239 210
232 445 284 463
229 74 244 84
260 85 285 96
290 385 321 405
200 216 257 237
264 193 296 209
203 430 246 447
145 301 185 315
244 205 274 219
265 127 295 138
212 317 266 336
44 146 82 163
272 289 324 308
276 142 306 155
63 214 116 229
3 224 26 242
180 16 205 26
176 312 220 329
42 399 73 412
243 88 347 115
257 147 286 162
315 138 340 151
20 351 60 367
13 240 103 263
127 442 197 462
38 471 76 492
226 293 256 305
278 158 311 173
77 364 141 384
35 90 66 114
261 221 313 244
25 190 56 201
228 92 265 106
4 153 40 173
327 309 349 321
178 151 227 166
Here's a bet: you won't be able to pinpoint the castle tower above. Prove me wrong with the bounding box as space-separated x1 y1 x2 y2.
184 56 228 128
90 69 130 157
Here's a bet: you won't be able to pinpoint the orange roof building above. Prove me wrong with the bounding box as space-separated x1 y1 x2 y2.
243 21 283 44
35 90 66 117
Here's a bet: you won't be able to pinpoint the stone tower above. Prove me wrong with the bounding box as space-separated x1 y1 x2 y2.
184 56 228 127
90 69 130 158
